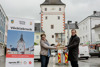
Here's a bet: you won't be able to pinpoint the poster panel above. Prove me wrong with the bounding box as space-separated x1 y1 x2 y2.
6 17 34 67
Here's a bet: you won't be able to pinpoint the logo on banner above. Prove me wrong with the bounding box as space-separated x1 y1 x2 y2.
19 21 25 25
11 20 14 24
29 61 32 64
23 61 27 64
30 22 32 25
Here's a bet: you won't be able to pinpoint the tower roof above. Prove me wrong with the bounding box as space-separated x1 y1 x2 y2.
20 34 24 41
18 34 25 43
65 22 79 29
41 0 65 5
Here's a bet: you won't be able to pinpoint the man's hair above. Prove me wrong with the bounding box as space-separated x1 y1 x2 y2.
71 29 77 33
41 34 46 37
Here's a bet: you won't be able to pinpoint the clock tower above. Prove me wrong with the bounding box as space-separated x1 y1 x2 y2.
40 0 66 44
17 34 25 54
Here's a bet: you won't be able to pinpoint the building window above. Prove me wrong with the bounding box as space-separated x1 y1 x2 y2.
99 35 100 40
36 35 39 39
59 8 61 11
86 35 88 40
52 35 54 38
1 19 3 26
83 36 84 42
58 16 60 20
35 27 37 31
86 26 87 31
0 32 1 39
83 27 84 30
51 25 54 29
45 16 48 20
45 8 47 11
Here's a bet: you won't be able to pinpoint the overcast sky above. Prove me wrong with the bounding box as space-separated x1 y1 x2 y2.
0 0 100 23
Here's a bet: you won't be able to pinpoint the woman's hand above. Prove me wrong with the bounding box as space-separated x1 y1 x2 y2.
55 46 58 50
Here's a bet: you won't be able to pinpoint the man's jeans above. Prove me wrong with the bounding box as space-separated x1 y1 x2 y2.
70 61 79 67
40 55 50 67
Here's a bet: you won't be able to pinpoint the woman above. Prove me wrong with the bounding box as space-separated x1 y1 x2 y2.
40 34 57 67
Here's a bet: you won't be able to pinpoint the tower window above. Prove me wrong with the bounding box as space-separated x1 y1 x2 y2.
58 16 60 20
35 27 37 31
0 32 1 39
36 35 39 39
52 35 54 38
51 25 54 29
59 8 61 11
45 16 48 20
45 8 47 11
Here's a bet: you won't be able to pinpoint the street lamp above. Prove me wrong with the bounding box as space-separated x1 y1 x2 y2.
67 20 72 45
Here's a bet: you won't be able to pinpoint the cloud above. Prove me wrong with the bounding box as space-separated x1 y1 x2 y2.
63 0 100 22
0 0 100 22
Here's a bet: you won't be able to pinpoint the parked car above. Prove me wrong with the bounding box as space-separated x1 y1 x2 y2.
34 45 41 61
51 50 56 57
89 44 100 57
78 45 90 59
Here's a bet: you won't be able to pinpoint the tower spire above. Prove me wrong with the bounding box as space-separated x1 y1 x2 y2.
20 34 24 41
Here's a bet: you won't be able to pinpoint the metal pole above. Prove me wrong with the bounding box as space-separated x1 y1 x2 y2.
67 23 69 45
40 12 42 34
61 33 62 44
90 17 92 44
67 21 72 45
60 33 63 63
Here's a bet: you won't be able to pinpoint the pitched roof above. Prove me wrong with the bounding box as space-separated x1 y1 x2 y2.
41 0 65 5
35 23 44 33
79 11 100 24
65 23 79 29
0 4 8 19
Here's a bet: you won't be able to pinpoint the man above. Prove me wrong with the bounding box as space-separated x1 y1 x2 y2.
64 29 80 67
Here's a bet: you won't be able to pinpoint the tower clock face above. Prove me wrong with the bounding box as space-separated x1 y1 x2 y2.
51 8 55 10
17 42 25 53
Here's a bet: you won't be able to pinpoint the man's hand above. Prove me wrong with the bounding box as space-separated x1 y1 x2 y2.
56 43 61 47
63 47 67 50
54 46 58 50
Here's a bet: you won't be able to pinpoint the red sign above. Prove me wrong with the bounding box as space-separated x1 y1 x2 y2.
6 54 34 58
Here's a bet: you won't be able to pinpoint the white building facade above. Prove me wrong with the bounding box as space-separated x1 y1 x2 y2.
78 11 100 45
92 24 100 43
40 0 66 45
0 4 8 56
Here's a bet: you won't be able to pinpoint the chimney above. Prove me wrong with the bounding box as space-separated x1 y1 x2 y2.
75 21 78 25
94 11 97 15
45 0 49 2
75 21 79 29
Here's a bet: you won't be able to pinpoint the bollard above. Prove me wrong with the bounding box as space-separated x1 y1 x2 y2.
65 53 68 63
56 46 68 66
58 53 61 63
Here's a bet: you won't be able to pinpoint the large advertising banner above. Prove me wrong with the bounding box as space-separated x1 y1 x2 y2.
6 17 34 67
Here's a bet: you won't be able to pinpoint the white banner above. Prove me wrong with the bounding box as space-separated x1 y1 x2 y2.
6 17 34 67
